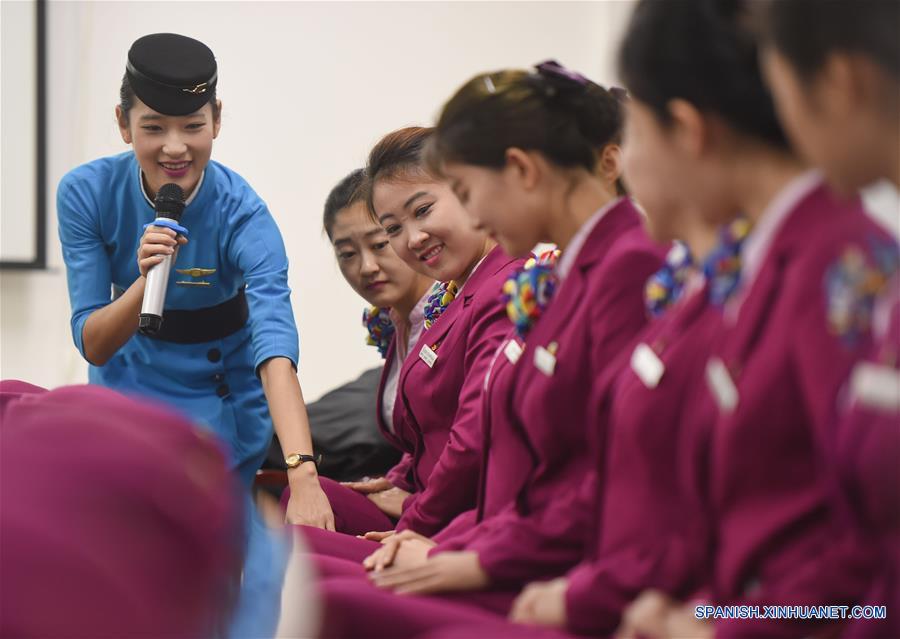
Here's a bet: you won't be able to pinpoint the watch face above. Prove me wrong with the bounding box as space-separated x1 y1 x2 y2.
285 454 301 467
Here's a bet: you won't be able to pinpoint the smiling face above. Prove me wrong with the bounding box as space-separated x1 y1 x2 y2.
330 201 426 309
117 96 220 199
371 174 490 283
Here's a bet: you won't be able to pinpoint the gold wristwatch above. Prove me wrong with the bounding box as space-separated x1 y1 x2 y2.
284 453 321 469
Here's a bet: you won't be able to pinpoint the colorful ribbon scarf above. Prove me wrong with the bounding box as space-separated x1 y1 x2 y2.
645 241 694 317
362 306 395 358
503 249 561 340
825 236 900 346
703 216 753 307
423 280 459 330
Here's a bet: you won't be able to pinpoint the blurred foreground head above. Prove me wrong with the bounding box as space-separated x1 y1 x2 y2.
758 0 900 191
0 382 243 638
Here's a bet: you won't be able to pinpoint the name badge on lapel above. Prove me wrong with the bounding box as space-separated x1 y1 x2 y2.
419 344 438 369
534 342 557 377
850 362 900 412
706 357 738 413
504 340 523 365
631 343 665 389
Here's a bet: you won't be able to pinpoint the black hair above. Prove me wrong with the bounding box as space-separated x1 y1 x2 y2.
618 0 788 149
119 74 220 121
760 0 899 81
323 168 368 240
426 66 626 180
365 126 435 216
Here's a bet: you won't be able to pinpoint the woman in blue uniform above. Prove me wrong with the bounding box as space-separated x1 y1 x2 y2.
57 32 334 530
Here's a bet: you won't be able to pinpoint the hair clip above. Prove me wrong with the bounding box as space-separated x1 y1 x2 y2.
483 75 497 94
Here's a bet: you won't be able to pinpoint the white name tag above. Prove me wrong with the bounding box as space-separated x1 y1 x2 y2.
419 344 438 369
631 343 665 389
504 340 523 365
850 362 900 412
706 357 738 413
534 345 556 376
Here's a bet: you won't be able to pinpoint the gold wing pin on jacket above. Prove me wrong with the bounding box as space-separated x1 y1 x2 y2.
176 267 216 286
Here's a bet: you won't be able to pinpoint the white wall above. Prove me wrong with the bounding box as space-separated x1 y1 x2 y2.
0 1 636 400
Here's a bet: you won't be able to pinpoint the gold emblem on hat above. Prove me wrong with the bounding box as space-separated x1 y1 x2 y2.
183 82 208 95
176 267 216 277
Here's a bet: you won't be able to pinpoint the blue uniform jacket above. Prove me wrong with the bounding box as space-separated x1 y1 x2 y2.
57 151 300 484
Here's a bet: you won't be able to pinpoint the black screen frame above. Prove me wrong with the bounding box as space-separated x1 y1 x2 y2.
1 0 47 270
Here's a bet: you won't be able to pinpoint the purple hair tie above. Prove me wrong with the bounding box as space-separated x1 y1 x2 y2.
534 59 589 87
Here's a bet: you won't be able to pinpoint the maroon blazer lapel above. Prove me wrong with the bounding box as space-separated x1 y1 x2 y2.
392 245 517 456
375 335 405 451
717 184 831 394
508 200 644 471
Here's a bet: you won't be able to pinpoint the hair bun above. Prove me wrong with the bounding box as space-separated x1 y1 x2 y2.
609 86 629 102
430 65 625 175
533 59 590 98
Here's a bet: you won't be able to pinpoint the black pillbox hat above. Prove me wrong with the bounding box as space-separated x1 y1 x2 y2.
126 33 217 116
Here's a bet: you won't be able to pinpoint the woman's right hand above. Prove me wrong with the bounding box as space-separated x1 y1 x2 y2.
137 225 187 277
365 487 410 518
341 476 394 494
362 530 436 572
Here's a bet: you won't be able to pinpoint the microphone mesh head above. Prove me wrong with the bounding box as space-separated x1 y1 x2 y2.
155 183 186 221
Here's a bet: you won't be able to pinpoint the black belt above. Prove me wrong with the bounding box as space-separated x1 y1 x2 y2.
140 288 249 344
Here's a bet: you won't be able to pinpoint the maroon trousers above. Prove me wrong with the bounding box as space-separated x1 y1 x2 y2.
318 577 518 639
298 525 380 564
283 476 395 536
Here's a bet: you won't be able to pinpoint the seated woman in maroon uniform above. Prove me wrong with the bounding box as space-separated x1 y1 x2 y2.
297 126 525 561
281 168 434 535
759 2 900 638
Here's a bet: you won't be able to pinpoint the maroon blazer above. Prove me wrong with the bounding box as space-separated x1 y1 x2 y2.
685 183 894 638
837 292 900 539
564 285 722 636
430 324 530 547
432 199 666 587
838 293 900 639
389 245 524 536
375 337 417 493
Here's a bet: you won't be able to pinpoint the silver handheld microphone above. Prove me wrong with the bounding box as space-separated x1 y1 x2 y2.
139 183 186 335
